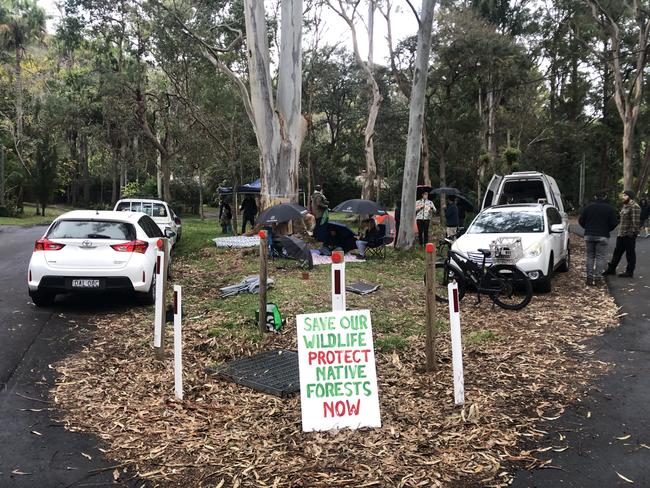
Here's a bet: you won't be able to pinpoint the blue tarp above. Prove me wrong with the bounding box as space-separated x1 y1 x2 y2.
238 179 261 193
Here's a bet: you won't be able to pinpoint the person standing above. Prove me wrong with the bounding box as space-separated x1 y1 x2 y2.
640 197 649 238
445 195 460 238
219 198 233 234
604 190 641 278
311 185 329 241
394 201 401 237
415 191 436 246
240 194 258 234
579 190 618 285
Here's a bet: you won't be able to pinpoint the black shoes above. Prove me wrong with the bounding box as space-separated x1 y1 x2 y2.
618 271 634 278
603 266 616 276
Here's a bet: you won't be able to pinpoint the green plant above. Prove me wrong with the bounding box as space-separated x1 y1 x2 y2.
376 335 408 353
121 181 142 198
469 330 498 344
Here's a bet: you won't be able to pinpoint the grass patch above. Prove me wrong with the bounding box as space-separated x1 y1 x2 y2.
0 203 70 226
375 335 408 353
175 216 219 257
469 329 499 344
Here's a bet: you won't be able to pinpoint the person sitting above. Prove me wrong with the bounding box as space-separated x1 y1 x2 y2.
356 218 380 258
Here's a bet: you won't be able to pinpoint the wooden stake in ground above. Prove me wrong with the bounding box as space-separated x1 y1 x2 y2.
258 230 268 334
425 242 437 371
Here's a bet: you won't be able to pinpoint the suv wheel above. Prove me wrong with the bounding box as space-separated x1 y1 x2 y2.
557 246 570 272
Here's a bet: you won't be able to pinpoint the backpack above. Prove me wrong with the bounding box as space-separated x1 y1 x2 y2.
256 303 284 332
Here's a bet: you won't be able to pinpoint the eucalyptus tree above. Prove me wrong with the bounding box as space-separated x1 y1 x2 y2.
396 0 436 250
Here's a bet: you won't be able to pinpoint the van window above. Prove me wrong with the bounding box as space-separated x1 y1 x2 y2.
467 210 544 233
116 202 131 212
546 208 562 226
498 180 547 205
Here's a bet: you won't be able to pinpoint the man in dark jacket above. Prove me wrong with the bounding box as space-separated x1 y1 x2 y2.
605 190 641 278
240 195 258 234
445 195 460 238
579 190 618 285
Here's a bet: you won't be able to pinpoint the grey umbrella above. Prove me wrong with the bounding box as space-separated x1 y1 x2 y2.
332 199 386 215
275 235 313 269
256 203 308 225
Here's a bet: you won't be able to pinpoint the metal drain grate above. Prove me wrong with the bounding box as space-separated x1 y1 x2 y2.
216 349 299 398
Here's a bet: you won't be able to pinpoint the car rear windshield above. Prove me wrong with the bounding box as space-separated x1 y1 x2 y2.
48 220 136 240
467 211 544 233
116 201 168 217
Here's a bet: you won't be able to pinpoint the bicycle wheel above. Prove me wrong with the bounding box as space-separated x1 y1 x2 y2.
486 264 532 310
433 262 466 303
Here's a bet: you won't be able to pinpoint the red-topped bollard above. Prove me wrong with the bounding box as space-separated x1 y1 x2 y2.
331 251 346 311
424 241 437 372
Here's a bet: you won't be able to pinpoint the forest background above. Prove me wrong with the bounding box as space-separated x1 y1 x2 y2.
1 0 649 231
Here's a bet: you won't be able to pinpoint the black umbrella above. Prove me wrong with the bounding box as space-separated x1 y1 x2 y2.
456 194 475 211
275 235 313 269
332 199 386 215
256 203 308 225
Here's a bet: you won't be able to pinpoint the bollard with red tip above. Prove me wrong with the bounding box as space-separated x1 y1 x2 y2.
447 280 464 405
173 284 183 400
331 251 346 311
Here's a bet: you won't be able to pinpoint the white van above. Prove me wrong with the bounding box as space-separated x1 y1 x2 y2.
482 171 566 215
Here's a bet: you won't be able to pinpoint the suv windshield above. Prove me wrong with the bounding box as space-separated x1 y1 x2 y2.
48 220 136 240
468 211 544 234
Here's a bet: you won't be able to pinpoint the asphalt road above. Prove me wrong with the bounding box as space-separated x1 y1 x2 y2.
512 233 650 487
0 225 144 487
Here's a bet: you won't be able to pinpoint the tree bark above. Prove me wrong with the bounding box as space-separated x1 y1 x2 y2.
80 134 90 205
0 145 5 207
14 45 23 139
396 0 436 250
243 0 304 210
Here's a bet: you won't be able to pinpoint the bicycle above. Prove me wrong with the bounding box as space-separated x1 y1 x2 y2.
431 237 533 310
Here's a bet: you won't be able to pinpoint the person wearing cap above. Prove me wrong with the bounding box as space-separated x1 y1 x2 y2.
579 190 618 285
604 190 641 278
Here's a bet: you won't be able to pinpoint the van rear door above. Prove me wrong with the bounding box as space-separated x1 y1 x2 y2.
482 175 502 209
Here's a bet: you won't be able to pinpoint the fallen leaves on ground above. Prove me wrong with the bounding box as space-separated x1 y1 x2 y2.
52 236 618 487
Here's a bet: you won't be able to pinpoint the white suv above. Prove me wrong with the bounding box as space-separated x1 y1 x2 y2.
114 199 180 247
452 204 570 292
27 210 167 306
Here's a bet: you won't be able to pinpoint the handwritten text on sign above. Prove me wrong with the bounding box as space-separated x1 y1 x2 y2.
297 309 381 432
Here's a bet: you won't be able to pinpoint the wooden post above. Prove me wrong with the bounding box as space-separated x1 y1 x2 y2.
258 230 268 334
425 242 437 371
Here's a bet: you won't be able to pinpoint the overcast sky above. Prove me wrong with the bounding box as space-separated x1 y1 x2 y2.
37 0 418 66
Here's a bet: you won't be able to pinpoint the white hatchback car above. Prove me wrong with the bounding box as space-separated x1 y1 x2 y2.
114 199 180 247
27 210 168 306
452 204 570 292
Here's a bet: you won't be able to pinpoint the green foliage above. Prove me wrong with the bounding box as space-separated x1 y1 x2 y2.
375 335 408 353
121 181 141 198
469 330 498 344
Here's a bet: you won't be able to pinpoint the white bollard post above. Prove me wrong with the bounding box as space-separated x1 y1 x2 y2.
331 251 346 311
448 281 465 406
173 285 183 400
154 249 165 355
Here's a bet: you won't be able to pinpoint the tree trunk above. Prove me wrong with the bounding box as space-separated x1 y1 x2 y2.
161 152 172 202
15 46 23 139
622 114 634 191
243 0 304 210
421 120 431 186
198 166 204 220
80 134 90 205
0 145 5 207
111 146 119 204
396 0 436 250
439 146 447 224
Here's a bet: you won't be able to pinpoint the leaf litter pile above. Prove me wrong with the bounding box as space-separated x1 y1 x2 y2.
53 235 618 487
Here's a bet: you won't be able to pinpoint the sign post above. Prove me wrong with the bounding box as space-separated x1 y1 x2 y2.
296 309 381 432
425 243 437 371
331 251 346 311
173 285 183 400
258 230 268 334
447 281 465 405
153 238 167 359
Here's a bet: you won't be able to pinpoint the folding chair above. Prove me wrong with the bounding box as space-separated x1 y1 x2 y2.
364 224 393 259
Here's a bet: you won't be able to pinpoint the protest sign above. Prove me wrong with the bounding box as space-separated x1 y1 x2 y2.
296 309 381 432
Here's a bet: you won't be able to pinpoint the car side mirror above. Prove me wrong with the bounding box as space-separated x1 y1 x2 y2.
165 228 177 238
550 224 565 233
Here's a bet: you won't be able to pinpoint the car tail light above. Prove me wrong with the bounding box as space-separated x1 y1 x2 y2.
34 238 65 251
111 240 148 253
174 217 181 225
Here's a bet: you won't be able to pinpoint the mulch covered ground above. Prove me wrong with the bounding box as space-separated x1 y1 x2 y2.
53 236 619 487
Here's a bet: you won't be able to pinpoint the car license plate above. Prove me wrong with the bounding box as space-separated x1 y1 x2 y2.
72 279 100 288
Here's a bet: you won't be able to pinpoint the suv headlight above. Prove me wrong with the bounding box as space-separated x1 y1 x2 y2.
525 242 543 257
